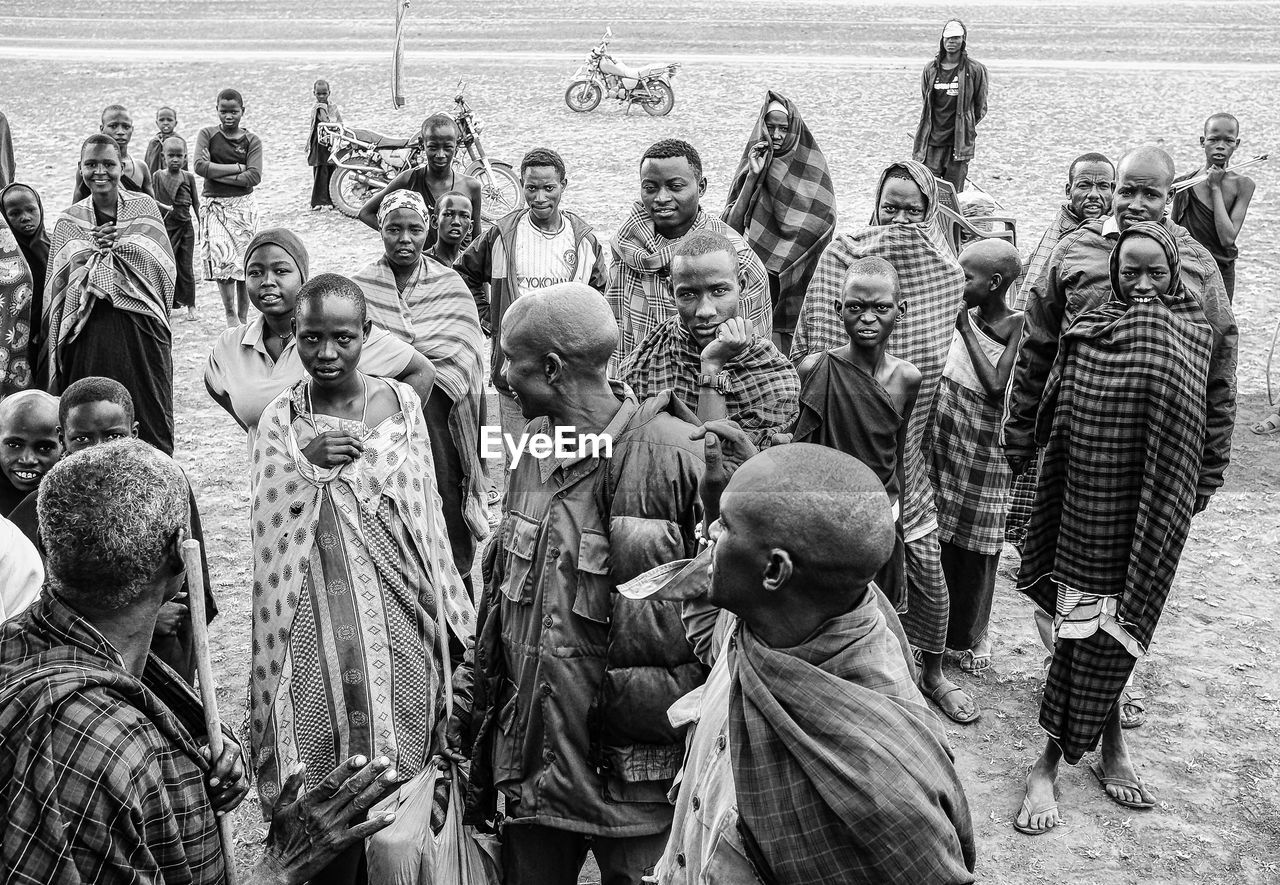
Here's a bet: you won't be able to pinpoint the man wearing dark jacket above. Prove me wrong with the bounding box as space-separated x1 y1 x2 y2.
454 282 706 885
912 19 988 192
453 148 609 474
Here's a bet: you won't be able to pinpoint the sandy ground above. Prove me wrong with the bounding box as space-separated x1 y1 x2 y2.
4 1 1280 882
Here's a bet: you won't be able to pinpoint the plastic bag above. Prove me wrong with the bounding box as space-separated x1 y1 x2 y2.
432 765 502 885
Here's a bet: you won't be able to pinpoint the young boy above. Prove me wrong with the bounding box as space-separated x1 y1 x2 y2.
152 136 201 319
787 256 922 613
0 390 61 517
453 147 609 474
144 106 184 173
306 80 341 209
425 190 472 266
72 105 152 201
357 113 482 247
929 239 1023 673
7 377 217 682
1172 113 1255 303
195 88 263 328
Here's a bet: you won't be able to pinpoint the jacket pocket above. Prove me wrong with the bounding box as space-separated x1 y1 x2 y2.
572 529 613 624
500 511 541 604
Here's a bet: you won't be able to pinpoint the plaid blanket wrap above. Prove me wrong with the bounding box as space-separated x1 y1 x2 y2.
1014 203 1084 310
45 191 174 385
608 206 771 369
792 161 964 541
1019 226 1214 652
721 91 836 336
353 255 490 541
621 315 798 448
729 597 975 884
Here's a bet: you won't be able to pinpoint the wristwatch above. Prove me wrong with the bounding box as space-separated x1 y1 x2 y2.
696 371 731 395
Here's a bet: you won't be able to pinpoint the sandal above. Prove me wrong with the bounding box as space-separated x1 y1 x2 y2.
1013 793 1060 835
1251 412 1280 435
1089 761 1156 809
958 648 991 673
1120 688 1146 729
928 681 981 724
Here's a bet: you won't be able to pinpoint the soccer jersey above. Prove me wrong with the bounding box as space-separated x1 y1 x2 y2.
513 214 579 295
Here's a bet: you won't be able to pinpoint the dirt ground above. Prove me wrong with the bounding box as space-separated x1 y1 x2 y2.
4 1 1279 882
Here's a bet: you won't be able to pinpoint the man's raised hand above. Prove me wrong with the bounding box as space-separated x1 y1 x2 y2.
700 316 753 371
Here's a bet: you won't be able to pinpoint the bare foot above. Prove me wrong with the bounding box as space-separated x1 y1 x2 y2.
1014 760 1060 835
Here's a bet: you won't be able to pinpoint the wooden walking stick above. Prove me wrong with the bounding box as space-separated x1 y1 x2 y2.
182 538 238 885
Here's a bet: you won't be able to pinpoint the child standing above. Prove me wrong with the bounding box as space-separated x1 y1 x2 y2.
195 88 263 328
153 136 201 319
305 79 341 209
788 256 921 613
72 105 152 201
425 190 472 266
1 183 50 386
929 239 1023 673
1172 113 1255 303
144 106 184 173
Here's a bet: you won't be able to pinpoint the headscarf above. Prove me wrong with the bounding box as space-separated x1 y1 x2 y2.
1109 221 1183 306
721 90 836 337
867 159 952 253
377 189 429 228
0 184 50 286
244 227 311 282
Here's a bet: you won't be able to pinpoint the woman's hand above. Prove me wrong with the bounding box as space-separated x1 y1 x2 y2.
91 223 118 253
301 430 363 468
748 140 769 175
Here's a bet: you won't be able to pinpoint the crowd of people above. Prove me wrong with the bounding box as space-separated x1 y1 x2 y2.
0 15 1265 885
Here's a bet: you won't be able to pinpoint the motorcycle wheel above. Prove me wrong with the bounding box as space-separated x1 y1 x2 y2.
564 80 603 113
642 82 675 117
465 160 521 223
329 167 389 219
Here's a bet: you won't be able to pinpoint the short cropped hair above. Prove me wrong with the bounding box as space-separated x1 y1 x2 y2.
156 106 176 117
421 113 457 136
1204 112 1240 134
81 133 121 158
38 439 188 610
843 256 902 301
217 88 245 107
296 272 367 321
59 376 135 427
1068 151 1114 181
100 104 129 122
673 229 736 265
437 190 472 211
521 148 566 180
162 134 188 151
642 138 702 179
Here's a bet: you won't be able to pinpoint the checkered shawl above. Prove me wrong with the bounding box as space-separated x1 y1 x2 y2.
1014 203 1084 310
721 91 836 335
792 161 965 541
45 191 175 385
1019 224 1214 651
621 315 798 447
0 595 223 884
353 255 490 540
729 597 975 885
608 206 771 368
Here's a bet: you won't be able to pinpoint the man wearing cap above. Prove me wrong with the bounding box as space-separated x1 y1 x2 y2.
912 19 988 192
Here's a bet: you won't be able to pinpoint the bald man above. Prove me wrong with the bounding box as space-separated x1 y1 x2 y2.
456 282 706 884
0 390 61 516
654 441 975 884
1006 146 1236 500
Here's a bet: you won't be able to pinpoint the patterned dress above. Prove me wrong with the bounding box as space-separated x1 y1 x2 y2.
248 378 475 817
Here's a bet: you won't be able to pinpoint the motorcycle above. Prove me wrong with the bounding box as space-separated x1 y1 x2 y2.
320 82 521 221
565 28 680 117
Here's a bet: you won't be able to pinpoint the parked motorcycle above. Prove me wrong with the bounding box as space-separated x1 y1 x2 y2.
565 28 680 116
321 82 521 221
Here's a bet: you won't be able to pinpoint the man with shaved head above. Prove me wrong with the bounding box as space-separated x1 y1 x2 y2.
456 282 706 884
0 389 61 516
654 438 975 884
622 229 799 448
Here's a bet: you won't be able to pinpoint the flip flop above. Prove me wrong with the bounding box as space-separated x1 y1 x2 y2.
1089 761 1156 809
1120 688 1147 729
1251 413 1280 435
928 681 981 724
958 648 992 673
1013 793 1060 836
